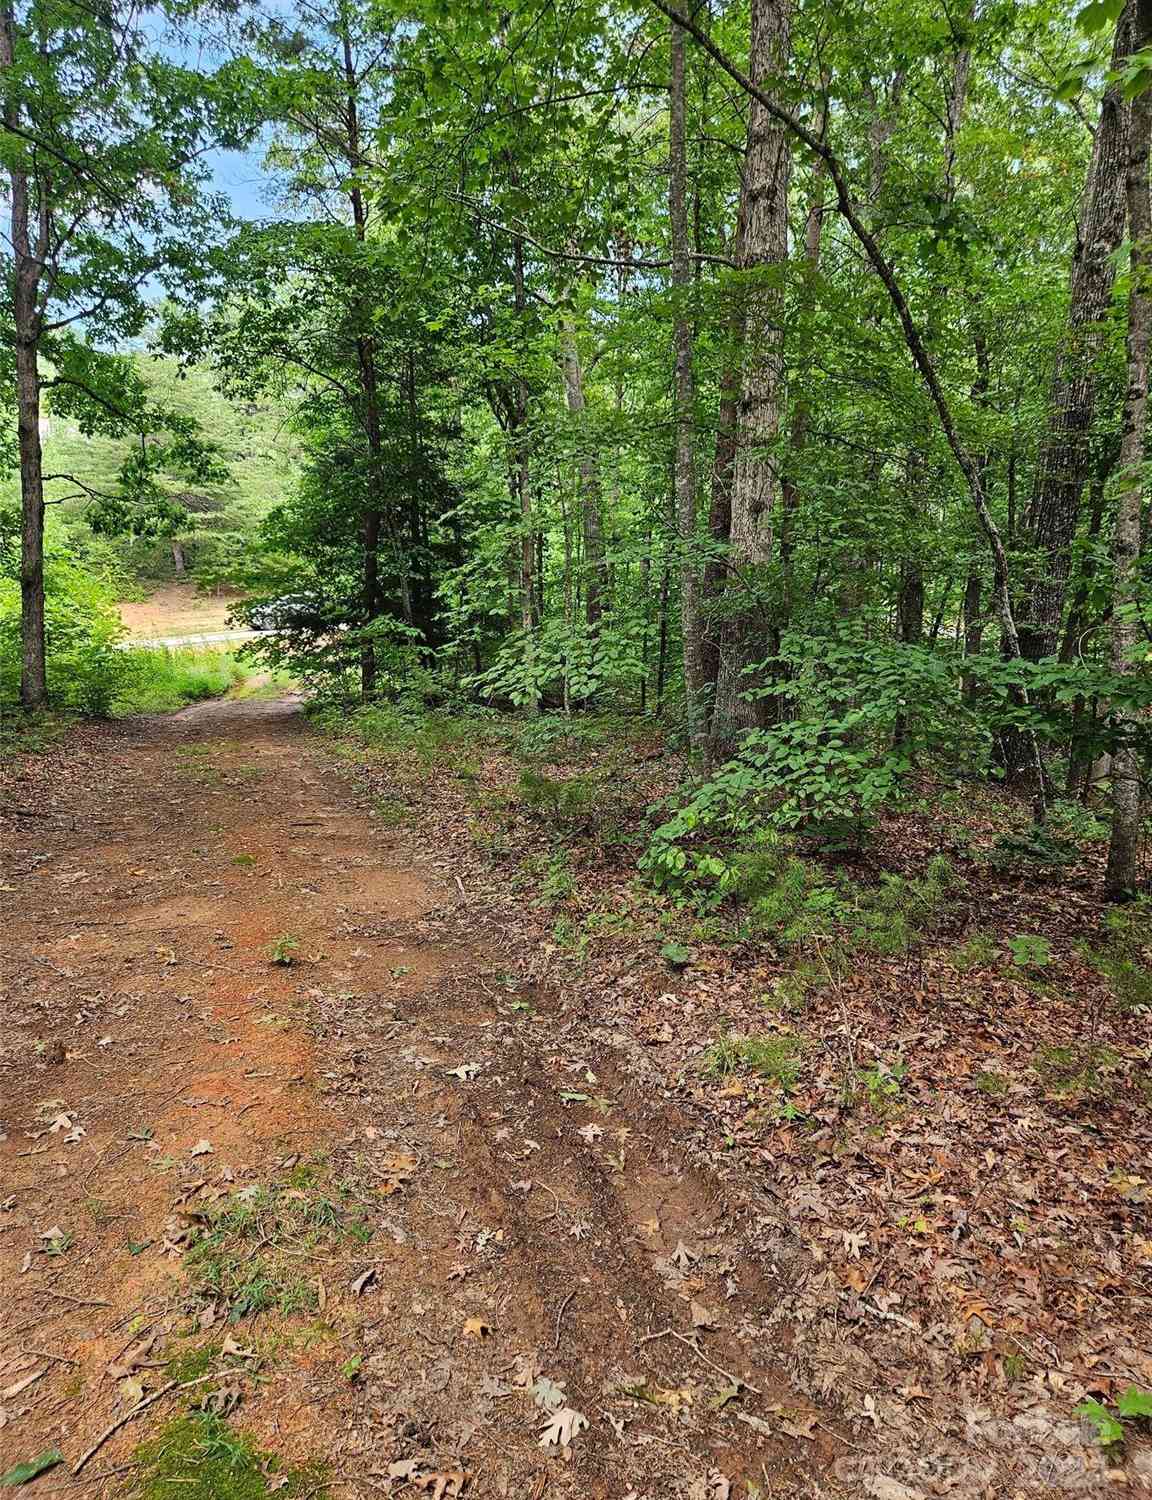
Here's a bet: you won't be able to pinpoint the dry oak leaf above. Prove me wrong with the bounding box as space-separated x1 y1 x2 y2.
538 1406 588 1448
189 1139 214 1158
221 1335 256 1359
107 1331 158 1380
690 1301 718 1330
413 1470 470 1499
462 1317 492 1339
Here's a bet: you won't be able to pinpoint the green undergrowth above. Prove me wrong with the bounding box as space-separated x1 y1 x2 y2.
132 1412 328 1500
184 1176 367 1323
0 705 75 758
116 647 247 714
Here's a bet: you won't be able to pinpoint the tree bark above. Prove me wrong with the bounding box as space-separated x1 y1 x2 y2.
669 18 706 751
1105 0 1152 898
510 236 538 714
708 0 791 761
560 328 606 631
1023 7 1133 662
337 14 395 698
2 0 48 710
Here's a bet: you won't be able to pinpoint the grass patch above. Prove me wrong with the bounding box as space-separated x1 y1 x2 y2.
115 647 247 715
184 1181 350 1324
1032 1042 1120 1098
1082 900 1152 1012
702 1032 805 1088
950 931 997 971
133 1412 328 1500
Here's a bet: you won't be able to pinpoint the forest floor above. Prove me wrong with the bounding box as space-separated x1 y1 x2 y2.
0 692 849 1500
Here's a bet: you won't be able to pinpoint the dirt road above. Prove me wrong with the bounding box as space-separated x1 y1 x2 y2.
0 695 835 1497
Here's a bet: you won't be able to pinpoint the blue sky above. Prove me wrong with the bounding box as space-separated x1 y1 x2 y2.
205 143 277 222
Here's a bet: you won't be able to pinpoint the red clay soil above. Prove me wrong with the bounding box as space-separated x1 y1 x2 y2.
0 695 843 1498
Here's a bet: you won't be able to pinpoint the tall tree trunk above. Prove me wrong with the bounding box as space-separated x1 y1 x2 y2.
709 0 791 762
775 86 828 716
669 18 706 751
1105 0 1152 898
510 236 538 714
1023 7 1133 662
700 253 744 706
338 17 389 698
2 0 47 710
560 328 606 631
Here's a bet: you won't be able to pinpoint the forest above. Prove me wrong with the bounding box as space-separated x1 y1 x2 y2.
3 0 1152 1495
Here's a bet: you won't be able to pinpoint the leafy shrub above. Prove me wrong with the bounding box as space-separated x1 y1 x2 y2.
1078 1387 1152 1447
471 615 646 710
1048 798 1108 846
1 520 128 713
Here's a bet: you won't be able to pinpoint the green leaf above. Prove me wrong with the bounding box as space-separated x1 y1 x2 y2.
1075 0 1125 34
0 1449 64 1487
1077 1398 1124 1445
1117 1386 1152 1419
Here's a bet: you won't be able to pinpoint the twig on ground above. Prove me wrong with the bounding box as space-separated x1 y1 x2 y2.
45 1291 111 1308
554 1290 576 1350
73 1374 216 1473
634 1326 761 1395
537 1182 561 1221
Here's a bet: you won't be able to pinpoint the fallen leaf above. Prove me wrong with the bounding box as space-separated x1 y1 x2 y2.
538 1406 588 1447
1 1371 44 1401
199 1383 242 1415
446 1063 480 1081
120 1376 145 1407
462 1317 492 1340
780 1413 817 1439
531 1374 566 1411
351 1269 376 1296
221 1335 255 1359
735 1411 774 1437
0 1448 63 1486
412 1469 470 1499
576 1123 603 1144
189 1139 214 1157
690 1301 717 1330
710 1383 743 1411
107 1330 157 1381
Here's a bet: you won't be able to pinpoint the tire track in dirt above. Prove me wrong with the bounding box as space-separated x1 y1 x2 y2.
0 695 840 1497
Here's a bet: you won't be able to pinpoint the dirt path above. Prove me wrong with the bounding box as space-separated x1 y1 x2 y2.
1 696 838 1498
117 584 243 641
